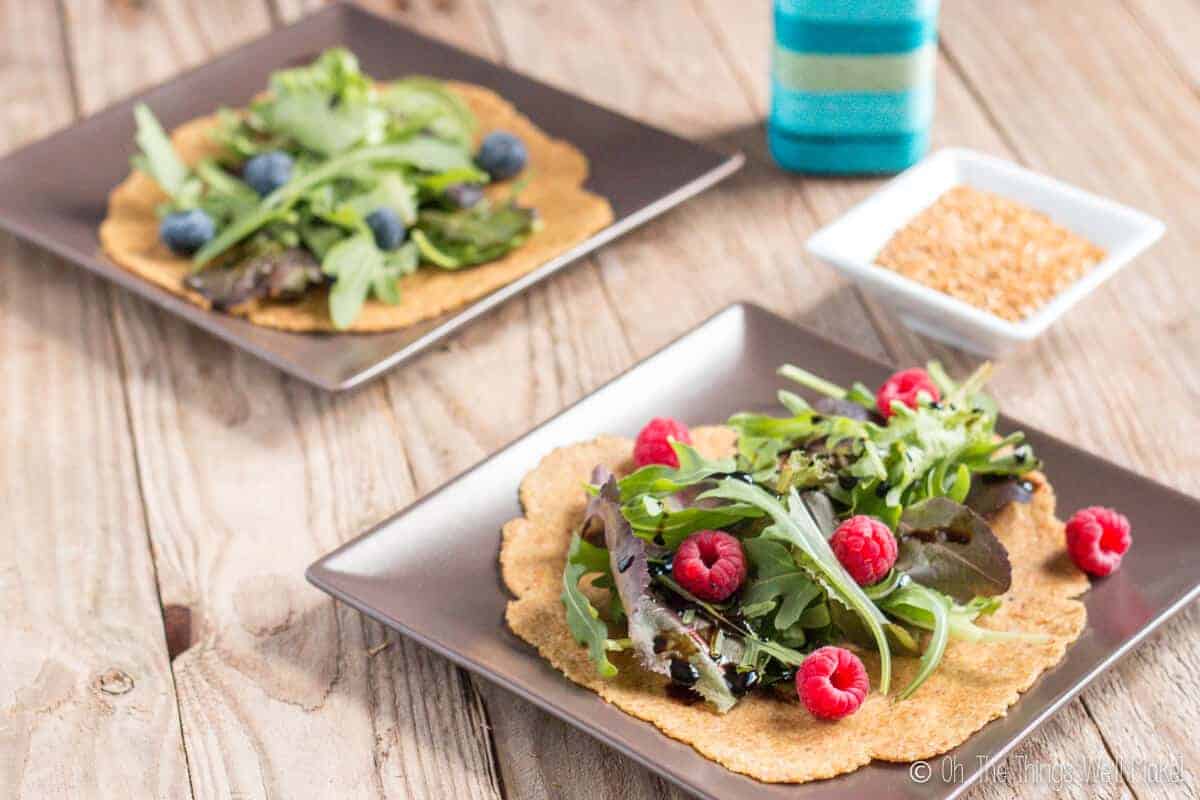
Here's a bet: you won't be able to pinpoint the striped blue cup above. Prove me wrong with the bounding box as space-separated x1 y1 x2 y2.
769 0 939 174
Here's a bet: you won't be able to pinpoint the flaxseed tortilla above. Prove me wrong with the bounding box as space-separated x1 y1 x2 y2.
99 82 614 333
500 426 1088 783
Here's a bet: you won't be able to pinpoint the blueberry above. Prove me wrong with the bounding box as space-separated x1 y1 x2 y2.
366 208 406 251
243 151 293 196
476 132 528 180
159 209 215 255
444 182 484 209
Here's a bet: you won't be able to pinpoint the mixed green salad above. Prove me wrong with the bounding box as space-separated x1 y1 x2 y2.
562 361 1046 714
130 48 537 328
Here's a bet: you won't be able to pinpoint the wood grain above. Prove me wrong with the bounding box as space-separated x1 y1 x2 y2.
59 1 503 798
7 0 1198 798
0 3 190 798
940 4 1200 797
1123 0 1200 96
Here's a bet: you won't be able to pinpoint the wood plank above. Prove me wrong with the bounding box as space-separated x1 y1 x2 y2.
939 4 1200 796
273 0 503 56
64 0 273 112
0 3 191 798
60 2 504 798
1123 0 1200 94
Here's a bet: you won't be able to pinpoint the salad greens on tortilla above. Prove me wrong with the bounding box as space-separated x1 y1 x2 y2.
100 47 613 332
561 361 1045 705
500 359 1090 783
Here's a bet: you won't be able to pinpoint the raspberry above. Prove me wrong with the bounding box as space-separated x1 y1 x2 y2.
633 417 692 468
672 530 746 602
830 515 897 586
797 646 869 720
1065 506 1131 577
876 368 940 419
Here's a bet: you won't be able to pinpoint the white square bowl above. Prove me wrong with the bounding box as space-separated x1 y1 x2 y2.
805 148 1165 356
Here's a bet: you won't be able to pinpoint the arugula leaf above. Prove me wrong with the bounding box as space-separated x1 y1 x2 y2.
418 166 491 195
561 532 618 678
323 234 377 328
700 481 892 694
192 159 258 223
742 538 823 630
727 409 815 443
321 233 417 328
883 586 1044 643
259 48 380 155
878 582 949 700
621 493 761 549
615 441 737 501
381 77 477 147
779 363 876 410
132 104 193 201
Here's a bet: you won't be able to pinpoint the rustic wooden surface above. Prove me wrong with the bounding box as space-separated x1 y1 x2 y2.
1 1 1197 798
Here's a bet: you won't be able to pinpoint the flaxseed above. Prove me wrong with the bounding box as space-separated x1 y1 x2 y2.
875 186 1105 321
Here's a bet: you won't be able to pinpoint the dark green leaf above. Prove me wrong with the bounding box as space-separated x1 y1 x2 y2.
414 201 537 269
742 538 822 630
561 532 618 679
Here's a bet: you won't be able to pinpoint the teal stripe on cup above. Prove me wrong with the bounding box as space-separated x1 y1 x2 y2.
768 124 929 174
770 81 934 135
777 0 939 23
773 42 935 92
774 14 935 54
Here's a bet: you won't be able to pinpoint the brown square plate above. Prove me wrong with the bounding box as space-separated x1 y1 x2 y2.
0 3 741 391
308 303 1200 799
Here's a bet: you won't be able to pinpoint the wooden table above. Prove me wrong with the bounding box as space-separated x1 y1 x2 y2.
3 1 1198 797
